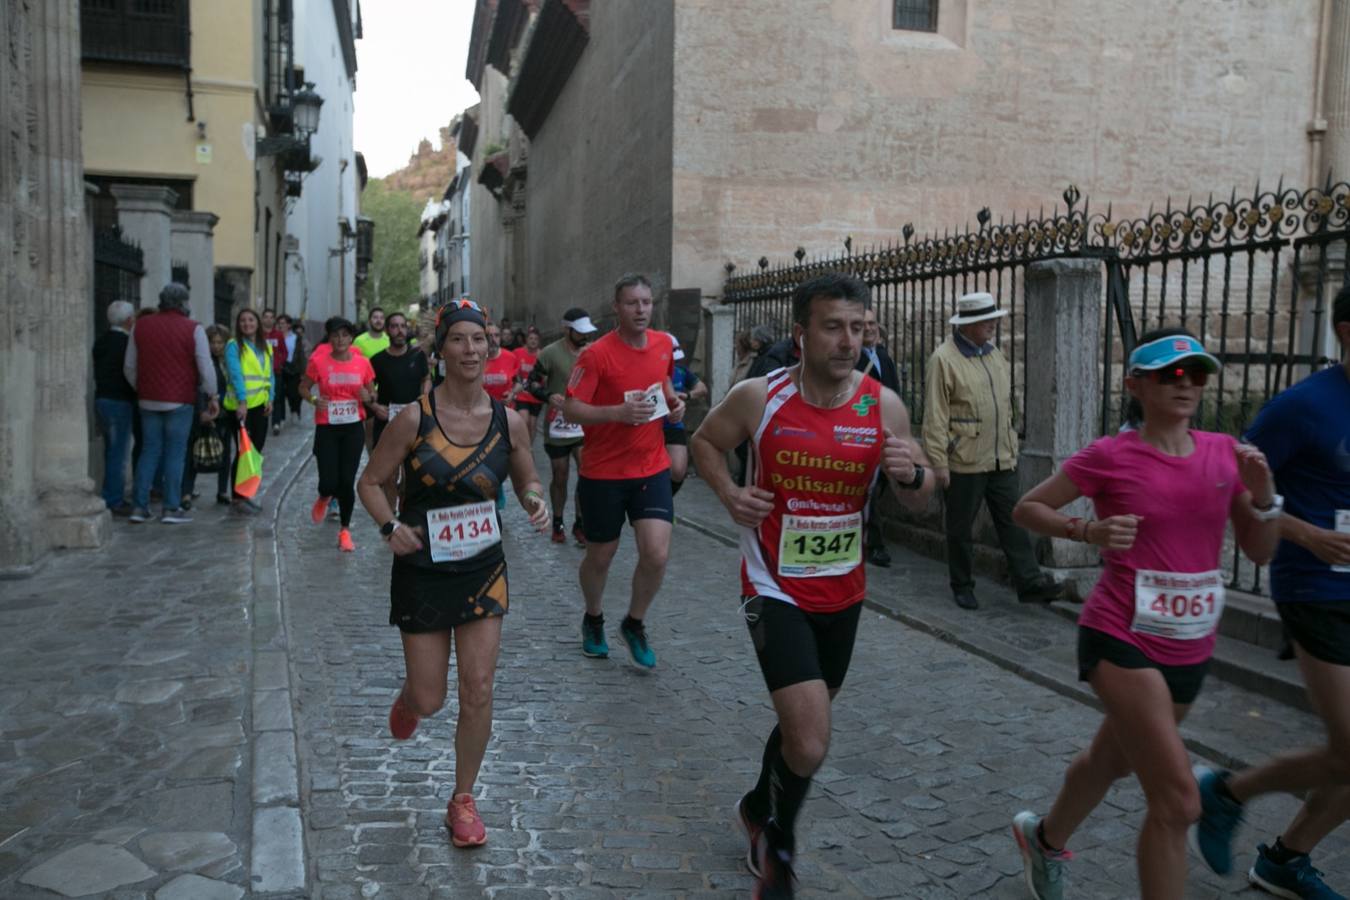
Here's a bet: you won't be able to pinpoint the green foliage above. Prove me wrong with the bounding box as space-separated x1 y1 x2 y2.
357 177 423 319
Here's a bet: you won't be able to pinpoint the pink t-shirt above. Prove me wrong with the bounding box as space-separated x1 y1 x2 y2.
1062 429 1246 666
306 352 375 426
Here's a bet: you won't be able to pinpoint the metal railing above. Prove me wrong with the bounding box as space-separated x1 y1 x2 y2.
81 0 190 68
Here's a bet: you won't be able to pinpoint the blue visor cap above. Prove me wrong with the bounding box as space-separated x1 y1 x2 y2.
1128 335 1221 374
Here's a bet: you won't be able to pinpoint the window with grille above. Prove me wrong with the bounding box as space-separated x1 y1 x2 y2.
893 0 938 32
80 0 189 67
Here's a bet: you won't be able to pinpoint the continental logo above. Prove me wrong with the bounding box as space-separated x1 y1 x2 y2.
833 425 878 446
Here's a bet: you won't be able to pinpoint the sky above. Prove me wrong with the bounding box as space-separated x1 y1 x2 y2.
354 0 480 178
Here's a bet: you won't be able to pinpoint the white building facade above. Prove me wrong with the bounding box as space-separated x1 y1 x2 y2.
284 0 361 325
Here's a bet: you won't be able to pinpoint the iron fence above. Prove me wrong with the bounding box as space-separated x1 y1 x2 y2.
722 181 1349 596
723 187 1102 436
93 226 144 340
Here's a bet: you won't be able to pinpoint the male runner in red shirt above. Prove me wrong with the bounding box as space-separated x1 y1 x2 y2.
564 273 685 668
482 321 520 404
690 272 933 899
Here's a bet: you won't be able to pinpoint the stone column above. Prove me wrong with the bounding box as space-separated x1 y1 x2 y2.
171 210 220 316
1319 0 1350 183
1020 258 1102 571
705 303 737 403
111 184 178 308
0 0 109 574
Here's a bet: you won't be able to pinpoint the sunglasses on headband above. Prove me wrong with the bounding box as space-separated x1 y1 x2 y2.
1132 364 1210 387
435 299 486 325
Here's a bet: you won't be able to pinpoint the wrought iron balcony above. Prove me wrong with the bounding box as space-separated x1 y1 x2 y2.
81 0 190 68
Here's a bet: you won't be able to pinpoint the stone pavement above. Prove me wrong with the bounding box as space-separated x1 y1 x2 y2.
2 426 1347 899
0 416 316 900
280 451 1348 899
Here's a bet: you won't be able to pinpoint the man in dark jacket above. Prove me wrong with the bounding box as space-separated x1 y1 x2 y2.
856 308 901 566
92 300 138 514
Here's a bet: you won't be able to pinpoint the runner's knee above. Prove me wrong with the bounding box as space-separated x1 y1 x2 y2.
458 672 494 714
780 729 829 774
1143 774 1201 829
404 683 447 717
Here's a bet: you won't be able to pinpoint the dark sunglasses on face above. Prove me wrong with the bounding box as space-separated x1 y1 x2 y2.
1136 365 1209 387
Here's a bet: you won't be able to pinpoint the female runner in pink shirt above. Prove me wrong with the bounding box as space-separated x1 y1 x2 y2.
1006 328 1281 900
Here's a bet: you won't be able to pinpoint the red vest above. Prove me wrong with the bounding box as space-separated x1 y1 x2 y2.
134 309 200 404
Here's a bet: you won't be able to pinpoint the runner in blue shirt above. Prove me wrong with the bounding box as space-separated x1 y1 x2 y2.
1192 287 1350 900
664 336 708 497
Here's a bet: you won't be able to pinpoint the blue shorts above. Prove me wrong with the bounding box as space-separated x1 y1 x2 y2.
577 470 674 544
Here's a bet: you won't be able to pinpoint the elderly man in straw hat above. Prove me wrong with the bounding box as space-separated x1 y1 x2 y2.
923 292 1064 611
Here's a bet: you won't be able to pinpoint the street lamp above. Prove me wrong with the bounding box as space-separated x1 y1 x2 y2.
291 83 323 138
257 82 324 156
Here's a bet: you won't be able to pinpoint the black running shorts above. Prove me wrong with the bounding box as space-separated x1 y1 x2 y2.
744 595 863 693
1277 601 1350 666
1077 626 1210 705
663 427 688 446
544 441 581 460
577 470 674 544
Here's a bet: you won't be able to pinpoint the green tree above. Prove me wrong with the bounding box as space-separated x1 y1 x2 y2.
358 177 423 319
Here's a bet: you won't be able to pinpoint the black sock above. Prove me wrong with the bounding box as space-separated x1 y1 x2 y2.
768 746 812 853
1215 774 1242 805
622 614 643 632
1267 836 1307 865
572 517 582 529
744 725 781 822
671 479 683 496
1037 821 1063 854
584 612 603 626
552 515 563 529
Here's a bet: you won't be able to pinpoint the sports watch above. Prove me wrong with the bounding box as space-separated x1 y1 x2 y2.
380 520 401 538
1252 494 1284 522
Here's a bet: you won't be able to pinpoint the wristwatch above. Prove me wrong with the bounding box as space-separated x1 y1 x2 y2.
380 520 401 539
900 465 925 491
1252 494 1284 522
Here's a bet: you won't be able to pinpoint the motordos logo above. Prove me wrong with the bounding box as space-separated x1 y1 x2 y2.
833 424 878 446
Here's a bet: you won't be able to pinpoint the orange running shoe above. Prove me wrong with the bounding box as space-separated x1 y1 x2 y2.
337 528 355 552
446 793 487 847
388 691 419 740
311 495 331 524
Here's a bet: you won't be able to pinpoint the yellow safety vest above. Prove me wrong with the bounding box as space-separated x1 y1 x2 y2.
223 339 273 411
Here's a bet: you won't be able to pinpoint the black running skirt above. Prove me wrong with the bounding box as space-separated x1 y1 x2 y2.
389 559 509 633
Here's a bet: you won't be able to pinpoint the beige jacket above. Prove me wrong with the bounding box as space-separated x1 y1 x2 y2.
922 334 1019 473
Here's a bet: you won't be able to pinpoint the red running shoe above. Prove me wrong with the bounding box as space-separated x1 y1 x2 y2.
388 691 419 740
337 528 355 552
572 523 587 547
446 793 487 847
311 495 331 524
551 524 566 544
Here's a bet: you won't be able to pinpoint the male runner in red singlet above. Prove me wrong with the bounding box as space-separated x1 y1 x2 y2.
564 274 685 668
691 272 934 899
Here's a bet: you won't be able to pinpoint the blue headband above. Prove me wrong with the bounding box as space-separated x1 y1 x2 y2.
1128 335 1220 373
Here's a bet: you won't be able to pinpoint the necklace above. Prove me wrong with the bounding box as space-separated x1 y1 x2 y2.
798 371 856 408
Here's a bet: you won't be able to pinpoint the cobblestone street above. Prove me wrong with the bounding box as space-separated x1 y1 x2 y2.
280 453 1343 900
2 439 1347 899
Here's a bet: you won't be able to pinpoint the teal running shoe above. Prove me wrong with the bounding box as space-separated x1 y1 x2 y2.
1249 843 1347 899
620 617 656 668
581 615 608 658
1011 811 1070 900
1191 766 1244 875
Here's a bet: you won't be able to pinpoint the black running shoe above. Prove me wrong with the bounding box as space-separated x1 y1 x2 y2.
753 832 796 899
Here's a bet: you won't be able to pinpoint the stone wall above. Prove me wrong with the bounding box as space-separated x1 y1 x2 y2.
517 0 676 329
469 66 515 321
671 0 1320 299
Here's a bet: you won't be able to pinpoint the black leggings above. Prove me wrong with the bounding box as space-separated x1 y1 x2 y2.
234 405 269 499
314 422 365 526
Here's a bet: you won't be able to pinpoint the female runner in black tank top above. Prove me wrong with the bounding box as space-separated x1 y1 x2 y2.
357 299 550 849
